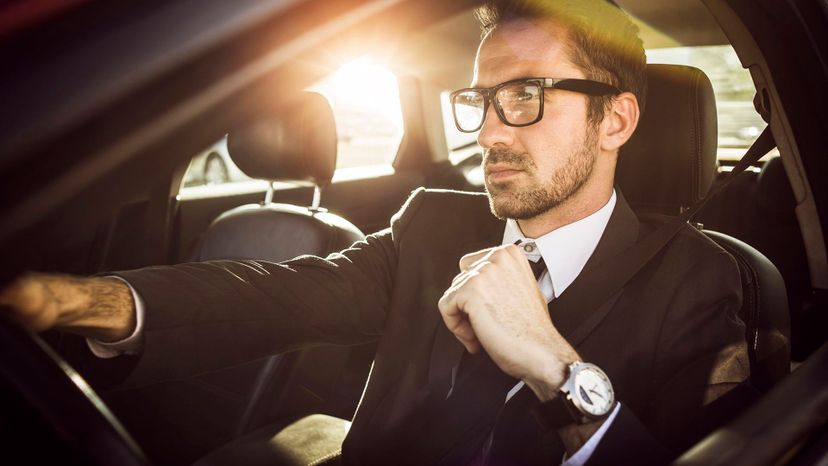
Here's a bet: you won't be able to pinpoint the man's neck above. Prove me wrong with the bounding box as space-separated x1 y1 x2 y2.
517 183 614 239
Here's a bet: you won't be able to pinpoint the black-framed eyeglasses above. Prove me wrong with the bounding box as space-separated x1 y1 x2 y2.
449 77 621 133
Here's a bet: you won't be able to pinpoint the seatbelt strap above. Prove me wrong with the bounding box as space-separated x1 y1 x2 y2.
681 126 776 221
554 126 777 332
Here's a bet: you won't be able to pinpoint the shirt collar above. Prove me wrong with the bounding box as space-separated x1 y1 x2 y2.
501 190 617 298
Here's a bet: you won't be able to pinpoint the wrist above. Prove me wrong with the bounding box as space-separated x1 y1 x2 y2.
44 274 92 326
524 349 580 402
50 275 136 341
533 362 616 430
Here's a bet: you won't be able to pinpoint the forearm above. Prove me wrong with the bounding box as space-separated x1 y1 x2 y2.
3 273 136 342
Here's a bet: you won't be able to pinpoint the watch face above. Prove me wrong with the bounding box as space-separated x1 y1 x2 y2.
573 366 614 417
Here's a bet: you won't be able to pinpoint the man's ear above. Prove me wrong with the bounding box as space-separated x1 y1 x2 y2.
599 92 639 152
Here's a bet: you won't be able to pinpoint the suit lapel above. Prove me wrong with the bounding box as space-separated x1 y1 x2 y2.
427 201 505 390
413 198 509 464
549 190 640 346
581 190 640 275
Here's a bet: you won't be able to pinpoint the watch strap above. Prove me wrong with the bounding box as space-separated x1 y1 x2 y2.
532 394 580 430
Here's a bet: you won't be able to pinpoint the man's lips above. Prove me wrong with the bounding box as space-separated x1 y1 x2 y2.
485 165 525 182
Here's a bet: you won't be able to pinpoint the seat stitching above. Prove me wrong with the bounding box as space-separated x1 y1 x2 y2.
723 243 761 354
692 71 702 202
308 449 342 466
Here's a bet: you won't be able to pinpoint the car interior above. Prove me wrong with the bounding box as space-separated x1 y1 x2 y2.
0 0 826 465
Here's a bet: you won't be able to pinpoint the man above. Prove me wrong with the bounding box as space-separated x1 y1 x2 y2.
1 0 749 464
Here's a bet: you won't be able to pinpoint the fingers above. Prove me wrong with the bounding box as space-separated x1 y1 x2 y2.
451 318 482 353
458 243 524 272
0 275 58 331
444 244 540 354
449 259 488 289
445 244 523 352
438 276 482 353
458 247 495 273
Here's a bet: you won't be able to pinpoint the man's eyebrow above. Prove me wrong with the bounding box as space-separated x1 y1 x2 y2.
468 76 539 89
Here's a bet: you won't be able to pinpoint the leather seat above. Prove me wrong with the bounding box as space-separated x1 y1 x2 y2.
617 64 791 391
194 92 363 263
189 92 370 439
697 156 813 361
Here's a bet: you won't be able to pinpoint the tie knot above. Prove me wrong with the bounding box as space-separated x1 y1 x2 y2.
516 240 546 280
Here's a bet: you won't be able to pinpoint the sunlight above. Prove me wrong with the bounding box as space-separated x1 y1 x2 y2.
308 55 404 172
314 56 402 121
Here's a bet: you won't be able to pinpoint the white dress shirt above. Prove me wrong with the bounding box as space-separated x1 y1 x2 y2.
89 189 621 465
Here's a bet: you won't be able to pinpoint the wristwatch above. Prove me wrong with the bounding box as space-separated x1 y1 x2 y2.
533 361 615 429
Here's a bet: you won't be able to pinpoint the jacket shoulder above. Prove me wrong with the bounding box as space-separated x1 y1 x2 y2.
393 188 489 222
414 187 489 207
390 188 499 247
655 218 740 276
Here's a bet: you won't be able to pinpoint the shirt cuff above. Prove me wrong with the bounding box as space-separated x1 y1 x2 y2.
561 402 622 466
85 276 145 358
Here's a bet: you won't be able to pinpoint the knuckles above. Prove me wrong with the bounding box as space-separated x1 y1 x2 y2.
0 279 55 331
502 244 526 262
458 244 521 271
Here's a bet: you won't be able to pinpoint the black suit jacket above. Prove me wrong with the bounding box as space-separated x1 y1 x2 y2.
115 188 749 465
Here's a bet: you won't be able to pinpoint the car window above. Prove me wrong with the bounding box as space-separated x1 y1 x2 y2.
309 56 404 180
440 44 777 166
441 90 481 166
180 56 403 197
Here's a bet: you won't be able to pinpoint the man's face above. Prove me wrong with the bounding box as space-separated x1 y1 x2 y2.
474 19 601 220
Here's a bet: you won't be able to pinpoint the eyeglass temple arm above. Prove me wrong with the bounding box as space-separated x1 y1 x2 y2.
543 78 621 96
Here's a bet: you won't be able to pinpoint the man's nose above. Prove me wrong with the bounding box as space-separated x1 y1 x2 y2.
477 105 515 149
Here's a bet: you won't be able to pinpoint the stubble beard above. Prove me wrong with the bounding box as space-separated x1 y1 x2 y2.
484 126 599 220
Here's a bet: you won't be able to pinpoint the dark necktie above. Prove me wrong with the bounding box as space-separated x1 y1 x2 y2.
529 256 547 281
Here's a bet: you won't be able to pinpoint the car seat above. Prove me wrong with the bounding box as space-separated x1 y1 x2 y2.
617 64 791 392
188 92 371 440
698 156 814 361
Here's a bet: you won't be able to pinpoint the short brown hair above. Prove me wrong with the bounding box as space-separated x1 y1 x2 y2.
476 0 647 124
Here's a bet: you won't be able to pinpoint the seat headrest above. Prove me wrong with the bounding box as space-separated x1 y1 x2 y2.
617 64 718 214
226 92 337 187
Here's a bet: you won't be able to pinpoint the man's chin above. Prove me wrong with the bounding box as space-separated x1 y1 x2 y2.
486 189 567 220
484 187 512 219
488 193 542 220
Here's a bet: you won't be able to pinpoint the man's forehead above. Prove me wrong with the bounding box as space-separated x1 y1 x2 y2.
472 18 576 87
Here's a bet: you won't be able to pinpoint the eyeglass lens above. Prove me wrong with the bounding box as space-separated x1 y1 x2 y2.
453 91 486 132
452 82 542 132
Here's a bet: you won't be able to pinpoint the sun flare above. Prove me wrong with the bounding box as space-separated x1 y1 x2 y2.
310 56 403 124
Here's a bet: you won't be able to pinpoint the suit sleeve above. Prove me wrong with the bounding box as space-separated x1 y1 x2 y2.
111 188 428 390
582 404 671 466
580 246 750 465
646 245 752 451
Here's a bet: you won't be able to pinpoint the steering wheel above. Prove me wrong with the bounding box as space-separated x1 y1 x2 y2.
0 316 149 465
